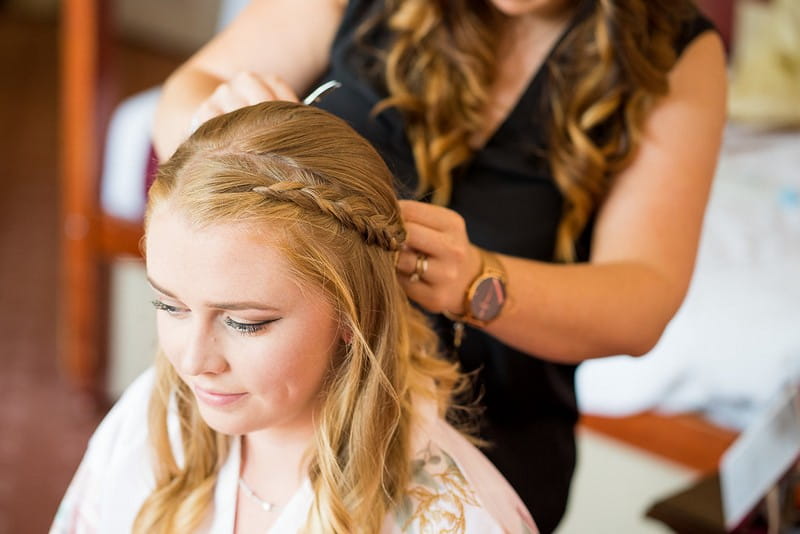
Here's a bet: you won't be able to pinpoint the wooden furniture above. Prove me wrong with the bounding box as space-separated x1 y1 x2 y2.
60 0 144 402
580 412 739 474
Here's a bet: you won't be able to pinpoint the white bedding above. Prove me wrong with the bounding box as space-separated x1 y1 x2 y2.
100 86 161 222
577 124 800 430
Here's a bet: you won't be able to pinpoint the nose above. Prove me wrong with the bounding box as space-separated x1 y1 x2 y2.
174 320 228 377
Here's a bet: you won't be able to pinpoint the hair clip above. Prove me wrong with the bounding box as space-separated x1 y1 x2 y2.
303 80 342 106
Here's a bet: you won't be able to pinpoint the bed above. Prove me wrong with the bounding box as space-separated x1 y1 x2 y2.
579 0 800 467
578 123 800 472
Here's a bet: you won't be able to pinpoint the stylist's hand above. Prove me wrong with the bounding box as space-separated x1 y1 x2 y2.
191 71 299 132
397 200 482 315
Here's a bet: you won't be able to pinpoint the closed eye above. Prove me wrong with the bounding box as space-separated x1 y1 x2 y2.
151 299 184 315
224 317 280 335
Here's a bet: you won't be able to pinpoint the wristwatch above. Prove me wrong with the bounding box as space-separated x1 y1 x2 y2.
445 248 508 328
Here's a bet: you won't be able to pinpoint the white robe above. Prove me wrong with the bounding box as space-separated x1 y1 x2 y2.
50 368 537 533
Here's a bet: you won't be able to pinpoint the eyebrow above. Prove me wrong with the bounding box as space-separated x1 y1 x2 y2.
147 276 281 312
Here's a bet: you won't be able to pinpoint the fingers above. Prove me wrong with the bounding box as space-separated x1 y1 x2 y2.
394 202 482 315
261 74 300 103
398 272 436 306
396 250 464 314
189 71 301 133
236 71 279 103
399 199 466 234
395 248 419 278
190 100 226 132
403 221 448 258
212 81 251 112
396 249 435 282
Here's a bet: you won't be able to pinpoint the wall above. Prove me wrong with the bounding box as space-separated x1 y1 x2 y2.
9 0 222 54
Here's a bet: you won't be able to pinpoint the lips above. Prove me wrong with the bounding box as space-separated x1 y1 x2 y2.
193 385 248 407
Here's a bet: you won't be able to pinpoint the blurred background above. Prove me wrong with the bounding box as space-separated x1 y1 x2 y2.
1 1 196 532
1 0 798 532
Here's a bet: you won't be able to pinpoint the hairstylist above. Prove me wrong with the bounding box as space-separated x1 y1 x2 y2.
151 1 726 530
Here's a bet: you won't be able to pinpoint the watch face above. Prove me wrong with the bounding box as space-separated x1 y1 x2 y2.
470 276 506 322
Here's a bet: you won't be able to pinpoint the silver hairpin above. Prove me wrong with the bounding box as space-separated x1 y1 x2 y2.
303 80 342 105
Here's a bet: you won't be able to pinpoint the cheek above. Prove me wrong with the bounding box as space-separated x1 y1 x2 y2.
156 315 176 357
245 331 337 396
155 315 187 369
243 347 324 395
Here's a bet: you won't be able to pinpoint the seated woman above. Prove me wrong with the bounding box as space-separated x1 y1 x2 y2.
50 101 536 534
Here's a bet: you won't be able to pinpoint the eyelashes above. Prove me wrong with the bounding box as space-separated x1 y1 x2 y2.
151 299 181 314
151 299 279 335
223 317 278 335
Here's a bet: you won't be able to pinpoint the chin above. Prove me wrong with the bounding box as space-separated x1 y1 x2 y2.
490 0 571 18
195 404 258 436
198 417 241 437
491 0 534 16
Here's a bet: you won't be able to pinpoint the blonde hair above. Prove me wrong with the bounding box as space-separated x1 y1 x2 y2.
133 101 462 533
370 0 694 260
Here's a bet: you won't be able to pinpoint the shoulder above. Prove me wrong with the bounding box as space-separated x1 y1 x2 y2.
387 420 538 534
666 26 726 116
50 368 159 533
674 8 719 58
395 441 483 532
89 367 157 460
666 7 727 99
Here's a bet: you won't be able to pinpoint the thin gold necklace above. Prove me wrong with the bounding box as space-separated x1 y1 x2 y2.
238 477 281 513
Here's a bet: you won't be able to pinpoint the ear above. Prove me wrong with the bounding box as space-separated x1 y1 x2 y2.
341 326 353 345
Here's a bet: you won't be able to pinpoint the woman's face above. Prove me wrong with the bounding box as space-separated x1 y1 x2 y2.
145 206 342 437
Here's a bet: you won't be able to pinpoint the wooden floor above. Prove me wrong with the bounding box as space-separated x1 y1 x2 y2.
0 8 182 533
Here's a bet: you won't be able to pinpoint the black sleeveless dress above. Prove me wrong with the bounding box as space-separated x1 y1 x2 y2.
314 2 716 531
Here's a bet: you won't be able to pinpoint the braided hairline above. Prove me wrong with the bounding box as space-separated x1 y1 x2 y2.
251 182 405 252
195 149 406 252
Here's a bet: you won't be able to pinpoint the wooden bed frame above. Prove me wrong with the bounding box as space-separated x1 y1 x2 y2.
580 412 738 474
59 0 740 466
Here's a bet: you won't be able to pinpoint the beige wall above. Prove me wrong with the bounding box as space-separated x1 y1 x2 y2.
116 0 221 54
10 0 222 54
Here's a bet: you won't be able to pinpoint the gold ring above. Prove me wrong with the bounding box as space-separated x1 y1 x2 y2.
411 253 428 282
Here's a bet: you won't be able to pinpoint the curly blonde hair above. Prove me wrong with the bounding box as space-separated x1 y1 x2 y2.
371 0 695 260
133 101 462 533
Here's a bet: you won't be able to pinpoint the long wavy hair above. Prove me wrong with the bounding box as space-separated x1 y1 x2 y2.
370 0 695 260
133 101 462 533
